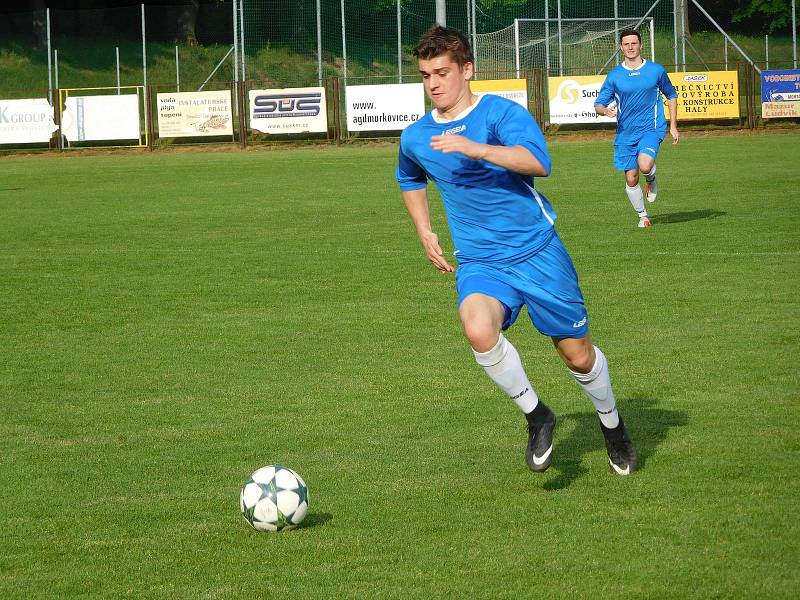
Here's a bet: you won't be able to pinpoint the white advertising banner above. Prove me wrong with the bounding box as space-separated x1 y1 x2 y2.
249 87 327 134
0 98 58 144
157 90 233 137
548 75 615 124
61 94 140 142
345 83 425 132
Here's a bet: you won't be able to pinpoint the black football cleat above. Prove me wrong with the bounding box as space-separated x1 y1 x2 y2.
600 416 639 475
525 402 556 472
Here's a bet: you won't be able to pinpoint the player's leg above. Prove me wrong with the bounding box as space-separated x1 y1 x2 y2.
515 233 637 474
625 169 650 228
553 336 638 475
616 143 650 227
638 133 663 203
456 267 556 472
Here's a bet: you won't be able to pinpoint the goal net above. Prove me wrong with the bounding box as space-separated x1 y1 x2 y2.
475 17 655 77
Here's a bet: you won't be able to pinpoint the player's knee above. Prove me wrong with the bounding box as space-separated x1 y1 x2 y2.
564 346 594 373
626 173 639 187
462 320 500 353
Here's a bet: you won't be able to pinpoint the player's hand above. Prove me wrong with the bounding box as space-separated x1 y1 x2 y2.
430 135 486 161
605 104 617 118
670 125 680 145
420 231 454 273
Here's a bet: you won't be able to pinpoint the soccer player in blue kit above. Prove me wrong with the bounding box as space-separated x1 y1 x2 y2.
595 29 680 228
396 26 638 476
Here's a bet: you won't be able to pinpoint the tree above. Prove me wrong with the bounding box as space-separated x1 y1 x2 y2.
30 0 47 48
733 0 793 34
177 0 200 46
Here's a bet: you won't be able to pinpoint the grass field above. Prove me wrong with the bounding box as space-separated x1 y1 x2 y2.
1 133 799 598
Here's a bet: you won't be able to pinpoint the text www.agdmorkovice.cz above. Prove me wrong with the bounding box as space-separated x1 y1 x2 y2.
351 109 419 127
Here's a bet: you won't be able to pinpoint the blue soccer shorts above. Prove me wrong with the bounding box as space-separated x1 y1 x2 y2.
614 131 664 171
455 233 589 339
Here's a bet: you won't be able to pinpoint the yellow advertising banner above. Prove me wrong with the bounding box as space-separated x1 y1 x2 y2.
547 75 613 124
665 71 739 120
470 78 528 108
761 101 800 119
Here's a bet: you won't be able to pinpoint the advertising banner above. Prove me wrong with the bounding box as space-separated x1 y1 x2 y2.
157 90 233 137
760 69 800 119
665 71 739 120
547 75 615 124
249 87 327 134
61 94 140 142
345 83 425 132
0 98 58 144
470 78 528 108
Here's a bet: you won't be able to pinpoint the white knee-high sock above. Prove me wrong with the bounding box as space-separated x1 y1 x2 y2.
570 346 620 428
625 185 646 215
644 163 656 182
473 335 539 414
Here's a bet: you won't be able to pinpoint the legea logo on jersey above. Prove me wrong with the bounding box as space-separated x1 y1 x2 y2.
443 124 466 135
253 92 322 118
556 80 581 104
684 74 708 82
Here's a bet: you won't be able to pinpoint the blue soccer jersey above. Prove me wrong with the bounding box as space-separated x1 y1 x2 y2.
596 59 678 144
396 94 556 265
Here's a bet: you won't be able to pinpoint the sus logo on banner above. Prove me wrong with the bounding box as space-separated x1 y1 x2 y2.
249 87 328 134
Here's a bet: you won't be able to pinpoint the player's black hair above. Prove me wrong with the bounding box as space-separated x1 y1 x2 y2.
619 29 642 43
413 25 474 67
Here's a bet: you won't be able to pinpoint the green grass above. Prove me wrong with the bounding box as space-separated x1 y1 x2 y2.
1 133 799 598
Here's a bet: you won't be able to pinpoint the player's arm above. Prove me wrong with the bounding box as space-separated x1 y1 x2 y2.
429 135 548 177
595 77 616 117
667 97 679 144
401 188 453 273
659 69 680 144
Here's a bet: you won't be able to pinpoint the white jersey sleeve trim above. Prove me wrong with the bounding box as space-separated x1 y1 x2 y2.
525 183 555 225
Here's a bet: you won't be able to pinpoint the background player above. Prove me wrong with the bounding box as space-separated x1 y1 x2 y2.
396 26 638 475
595 29 680 228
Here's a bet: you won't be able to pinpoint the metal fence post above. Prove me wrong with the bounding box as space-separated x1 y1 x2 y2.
545 0 550 74
557 0 563 76
793 0 797 68
317 0 323 85
397 0 402 83
239 0 246 81
341 0 347 87
46 8 52 105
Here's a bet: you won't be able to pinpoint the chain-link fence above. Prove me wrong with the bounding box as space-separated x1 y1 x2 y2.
1 1 798 98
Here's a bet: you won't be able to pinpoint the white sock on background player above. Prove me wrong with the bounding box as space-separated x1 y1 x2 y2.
644 163 656 182
626 184 646 216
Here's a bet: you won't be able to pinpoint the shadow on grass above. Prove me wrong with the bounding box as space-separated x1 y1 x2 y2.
543 397 688 491
301 512 333 529
650 209 726 224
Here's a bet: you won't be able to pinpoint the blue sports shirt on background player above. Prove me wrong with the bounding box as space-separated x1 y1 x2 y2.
595 59 678 144
396 94 556 266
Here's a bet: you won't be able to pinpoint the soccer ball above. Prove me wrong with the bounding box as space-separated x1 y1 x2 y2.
240 465 309 532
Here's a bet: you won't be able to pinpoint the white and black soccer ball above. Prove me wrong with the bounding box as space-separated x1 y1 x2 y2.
240 465 309 532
